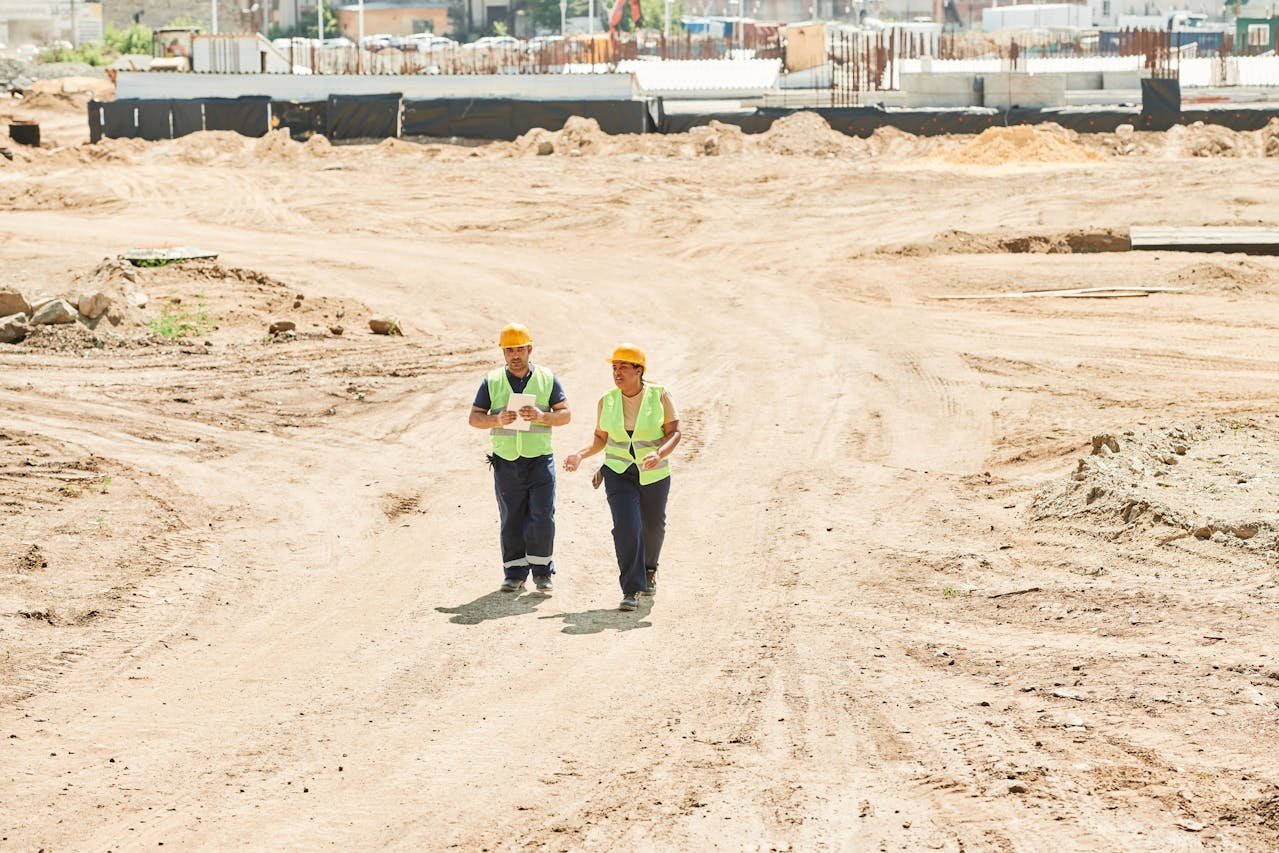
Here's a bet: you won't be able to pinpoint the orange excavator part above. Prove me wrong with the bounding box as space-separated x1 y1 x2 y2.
608 0 642 33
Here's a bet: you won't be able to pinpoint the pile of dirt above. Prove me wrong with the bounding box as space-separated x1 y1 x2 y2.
895 228 1129 256
941 124 1106 165
1263 118 1279 157
25 75 113 99
687 120 747 156
253 128 301 162
1166 122 1263 158
865 125 925 157
757 111 867 157
175 130 251 165
1030 420 1279 552
557 116 613 154
374 137 426 155
304 134 332 154
1171 258 1275 292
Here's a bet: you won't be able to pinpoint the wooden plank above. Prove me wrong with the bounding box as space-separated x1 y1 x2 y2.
1130 226 1279 254
931 286 1183 301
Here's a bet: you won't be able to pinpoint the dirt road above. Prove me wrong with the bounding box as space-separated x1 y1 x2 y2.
2 139 1278 850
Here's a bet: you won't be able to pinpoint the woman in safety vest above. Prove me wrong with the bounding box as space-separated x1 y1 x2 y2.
563 344 681 611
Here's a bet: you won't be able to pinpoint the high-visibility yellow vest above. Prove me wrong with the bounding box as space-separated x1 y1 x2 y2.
488 365 555 460
600 384 670 485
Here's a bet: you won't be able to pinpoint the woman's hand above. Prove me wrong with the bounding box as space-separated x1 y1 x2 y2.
641 451 663 471
563 453 582 473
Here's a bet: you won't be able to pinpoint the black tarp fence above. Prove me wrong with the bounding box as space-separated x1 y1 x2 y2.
89 97 271 141
401 98 653 140
88 97 1279 143
328 93 402 140
271 99 327 139
662 105 1279 136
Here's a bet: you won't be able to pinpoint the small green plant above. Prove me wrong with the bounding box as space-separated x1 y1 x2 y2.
941 586 972 598
100 475 112 494
95 513 110 533
104 23 153 56
38 43 109 66
129 257 186 268
60 482 82 497
150 295 214 340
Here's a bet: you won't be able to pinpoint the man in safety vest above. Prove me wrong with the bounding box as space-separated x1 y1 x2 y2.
469 323 571 593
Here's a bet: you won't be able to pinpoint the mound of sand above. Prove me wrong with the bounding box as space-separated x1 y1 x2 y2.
687 120 747 157
1171 258 1275 292
304 134 332 154
175 130 251 165
757 111 867 157
894 228 1129 256
374 137 425 155
1030 420 1279 551
254 128 301 162
941 124 1105 165
866 125 925 157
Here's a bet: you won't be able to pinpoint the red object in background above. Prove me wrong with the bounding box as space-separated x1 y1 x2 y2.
608 0 642 34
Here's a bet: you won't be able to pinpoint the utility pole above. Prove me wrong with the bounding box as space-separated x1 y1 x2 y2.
212 0 218 34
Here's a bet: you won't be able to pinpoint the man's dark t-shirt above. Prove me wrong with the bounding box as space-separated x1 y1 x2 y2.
473 364 566 411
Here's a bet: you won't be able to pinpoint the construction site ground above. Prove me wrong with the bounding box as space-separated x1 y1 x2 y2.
2 97 1279 850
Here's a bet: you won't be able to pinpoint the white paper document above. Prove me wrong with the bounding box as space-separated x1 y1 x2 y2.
505 392 536 432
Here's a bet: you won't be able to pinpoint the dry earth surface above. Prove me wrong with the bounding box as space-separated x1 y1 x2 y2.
1 101 1278 851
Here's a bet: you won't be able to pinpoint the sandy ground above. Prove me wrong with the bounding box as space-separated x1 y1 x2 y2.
2 106 1279 851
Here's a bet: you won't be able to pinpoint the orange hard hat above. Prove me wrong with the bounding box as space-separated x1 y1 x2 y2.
498 323 533 348
607 343 646 369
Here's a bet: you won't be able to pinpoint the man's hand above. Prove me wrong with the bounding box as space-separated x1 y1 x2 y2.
563 453 582 473
641 451 663 470
497 410 518 426
518 405 541 423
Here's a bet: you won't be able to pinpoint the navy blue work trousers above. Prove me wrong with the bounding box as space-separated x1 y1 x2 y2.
493 454 556 580
603 465 670 595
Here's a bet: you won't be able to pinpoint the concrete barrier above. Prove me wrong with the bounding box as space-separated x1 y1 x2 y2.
900 72 980 108
980 73 1067 109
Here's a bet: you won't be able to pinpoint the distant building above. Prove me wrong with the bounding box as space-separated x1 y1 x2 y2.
335 0 452 37
1089 0 1221 29
103 0 247 32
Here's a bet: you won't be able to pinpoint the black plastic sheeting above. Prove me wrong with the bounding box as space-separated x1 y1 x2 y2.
1141 78 1183 130
136 100 173 141
171 100 204 138
202 97 270 137
87 102 103 143
327 93 401 140
663 104 1279 137
88 96 1279 144
401 98 652 140
89 96 271 140
271 100 327 139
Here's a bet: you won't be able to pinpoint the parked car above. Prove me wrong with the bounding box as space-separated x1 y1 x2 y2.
360 33 395 51
463 36 521 50
323 37 354 48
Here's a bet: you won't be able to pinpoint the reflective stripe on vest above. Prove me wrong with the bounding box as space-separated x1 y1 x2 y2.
488 365 555 461
599 384 670 485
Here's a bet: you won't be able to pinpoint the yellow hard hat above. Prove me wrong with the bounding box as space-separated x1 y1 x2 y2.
607 343 646 369
498 323 533 348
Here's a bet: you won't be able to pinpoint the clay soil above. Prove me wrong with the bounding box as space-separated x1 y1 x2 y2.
2 106 1279 851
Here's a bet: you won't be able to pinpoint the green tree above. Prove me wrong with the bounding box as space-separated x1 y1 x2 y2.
104 23 153 55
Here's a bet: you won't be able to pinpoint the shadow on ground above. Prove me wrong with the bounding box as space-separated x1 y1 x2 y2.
540 597 654 634
436 590 549 625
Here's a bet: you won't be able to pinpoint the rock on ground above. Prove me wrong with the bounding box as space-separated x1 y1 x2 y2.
0 312 29 343
31 298 77 325
0 287 30 317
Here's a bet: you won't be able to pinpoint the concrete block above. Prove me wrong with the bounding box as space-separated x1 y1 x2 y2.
900 72 981 108
980 73 1067 109
1064 71 1103 90
1102 70 1142 90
